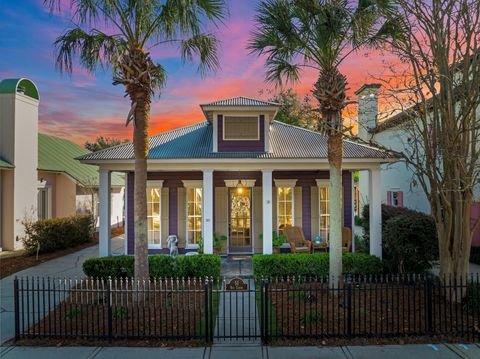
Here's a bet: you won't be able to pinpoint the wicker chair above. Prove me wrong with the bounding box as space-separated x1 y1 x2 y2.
285 226 312 253
342 227 352 252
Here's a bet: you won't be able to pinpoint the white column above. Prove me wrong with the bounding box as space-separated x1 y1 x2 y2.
123 173 129 255
369 168 382 258
203 169 214 254
262 170 273 254
99 168 111 257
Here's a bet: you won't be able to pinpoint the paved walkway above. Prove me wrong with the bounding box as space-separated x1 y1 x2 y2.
0 236 124 344
1 343 479 359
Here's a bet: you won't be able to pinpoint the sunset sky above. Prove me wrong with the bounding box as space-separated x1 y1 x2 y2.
0 0 396 145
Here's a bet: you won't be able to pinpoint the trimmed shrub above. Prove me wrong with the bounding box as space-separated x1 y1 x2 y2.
252 253 383 278
22 214 94 255
83 254 221 279
383 214 438 273
463 283 480 315
83 255 134 278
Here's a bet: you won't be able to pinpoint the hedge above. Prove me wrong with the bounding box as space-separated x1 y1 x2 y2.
22 214 94 255
83 254 221 279
252 253 383 278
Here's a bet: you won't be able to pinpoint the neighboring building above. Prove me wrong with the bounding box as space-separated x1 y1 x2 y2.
0 78 125 251
79 96 395 257
356 84 480 246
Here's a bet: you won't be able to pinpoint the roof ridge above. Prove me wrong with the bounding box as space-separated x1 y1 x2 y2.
200 96 279 106
272 120 390 153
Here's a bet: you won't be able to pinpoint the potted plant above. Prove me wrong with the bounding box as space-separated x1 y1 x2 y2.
259 231 287 254
213 233 227 254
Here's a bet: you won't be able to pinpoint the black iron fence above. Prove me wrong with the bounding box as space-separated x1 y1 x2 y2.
13 274 480 343
262 274 480 342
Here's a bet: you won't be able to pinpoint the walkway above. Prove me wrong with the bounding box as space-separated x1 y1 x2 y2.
0 236 124 344
1 343 480 359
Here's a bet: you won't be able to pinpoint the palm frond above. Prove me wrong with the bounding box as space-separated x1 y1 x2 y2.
181 33 220 77
54 27 123 74
265 58 301 85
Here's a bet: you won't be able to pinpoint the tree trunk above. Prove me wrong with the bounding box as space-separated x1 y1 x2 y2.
133 94 150 281
328 131 343 288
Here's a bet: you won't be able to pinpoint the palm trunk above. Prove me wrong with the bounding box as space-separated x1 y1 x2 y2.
133 94 150 281
328 131 343 288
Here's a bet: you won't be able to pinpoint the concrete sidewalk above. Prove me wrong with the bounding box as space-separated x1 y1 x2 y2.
0 236 124 345
1 343 479 359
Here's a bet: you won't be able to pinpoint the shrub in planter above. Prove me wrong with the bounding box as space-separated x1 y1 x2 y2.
22 214 94 255
252 253 382 278
383 214 438 273
83 254 221 279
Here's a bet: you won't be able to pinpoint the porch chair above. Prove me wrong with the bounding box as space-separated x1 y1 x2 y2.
342 227 352 252
285 226 312 253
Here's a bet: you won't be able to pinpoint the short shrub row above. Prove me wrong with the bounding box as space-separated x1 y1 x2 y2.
22 214 94 255
252 253 383 278
83 254 221 279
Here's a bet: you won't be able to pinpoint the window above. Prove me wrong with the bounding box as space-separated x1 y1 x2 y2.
319 186 330 242
147 187 162 248
187 187 203 246
37 188 51 220
277 187 294 233
387 191 403 207
223 116 259 140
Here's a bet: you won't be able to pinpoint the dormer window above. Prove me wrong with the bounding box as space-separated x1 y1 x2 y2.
223 116 259 141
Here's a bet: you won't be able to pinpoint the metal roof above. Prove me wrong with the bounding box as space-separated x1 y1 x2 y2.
38 133 124 186
79 121 393 161
200 96 279 107
0 78 40 100
0 157 14 169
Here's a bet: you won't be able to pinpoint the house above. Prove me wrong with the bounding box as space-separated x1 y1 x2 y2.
0 78 125 251
355 84 480 245
79 96 395 256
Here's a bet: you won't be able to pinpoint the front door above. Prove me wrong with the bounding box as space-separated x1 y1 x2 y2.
229 187 252 253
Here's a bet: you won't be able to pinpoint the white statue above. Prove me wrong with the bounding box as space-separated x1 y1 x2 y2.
167 235 179 257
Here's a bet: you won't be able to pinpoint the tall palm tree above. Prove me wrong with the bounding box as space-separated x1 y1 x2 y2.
46 0 227 280
249 0 399 285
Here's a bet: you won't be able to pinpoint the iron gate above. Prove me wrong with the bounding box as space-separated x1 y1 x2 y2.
205 277 264 342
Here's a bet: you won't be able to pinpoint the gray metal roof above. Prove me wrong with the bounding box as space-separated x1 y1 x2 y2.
79 121 393 161
200 96 279 107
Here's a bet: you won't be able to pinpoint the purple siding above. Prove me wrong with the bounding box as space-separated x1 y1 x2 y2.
126 169 353 254
127 172 134 255
342 171 353 229
302 186 311 239
217 114 265 152
169 187 177 236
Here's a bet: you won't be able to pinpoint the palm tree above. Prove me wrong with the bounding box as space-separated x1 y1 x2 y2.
45 0 227 280
249 0 399 285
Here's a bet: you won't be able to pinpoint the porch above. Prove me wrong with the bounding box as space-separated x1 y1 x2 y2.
97 167 382 257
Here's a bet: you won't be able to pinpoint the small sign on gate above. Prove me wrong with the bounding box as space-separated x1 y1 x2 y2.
226 277 248 291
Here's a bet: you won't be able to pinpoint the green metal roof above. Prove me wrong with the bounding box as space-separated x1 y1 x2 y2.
38 133 124 187
0 78 40 100
0 158 14 169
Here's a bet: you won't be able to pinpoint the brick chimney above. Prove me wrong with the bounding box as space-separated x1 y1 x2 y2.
355 84 381 141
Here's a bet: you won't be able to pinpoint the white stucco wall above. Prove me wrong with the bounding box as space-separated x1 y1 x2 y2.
0 91 39 250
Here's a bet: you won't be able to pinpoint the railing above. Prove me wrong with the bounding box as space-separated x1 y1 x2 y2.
262 274 480 343
13 274 480 343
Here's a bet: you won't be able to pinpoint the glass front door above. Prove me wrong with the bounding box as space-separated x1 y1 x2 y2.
229 187 252 252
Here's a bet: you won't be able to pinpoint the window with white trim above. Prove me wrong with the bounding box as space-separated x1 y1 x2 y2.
277 187 294 233
147 187 162 248
223 116 259 140
387 190 403 208
37 187 51 220
187 187 203 245
319 186 330 242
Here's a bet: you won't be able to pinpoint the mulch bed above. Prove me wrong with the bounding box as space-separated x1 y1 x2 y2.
0 227 124 279
14 278 207 346
266 280 480 344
